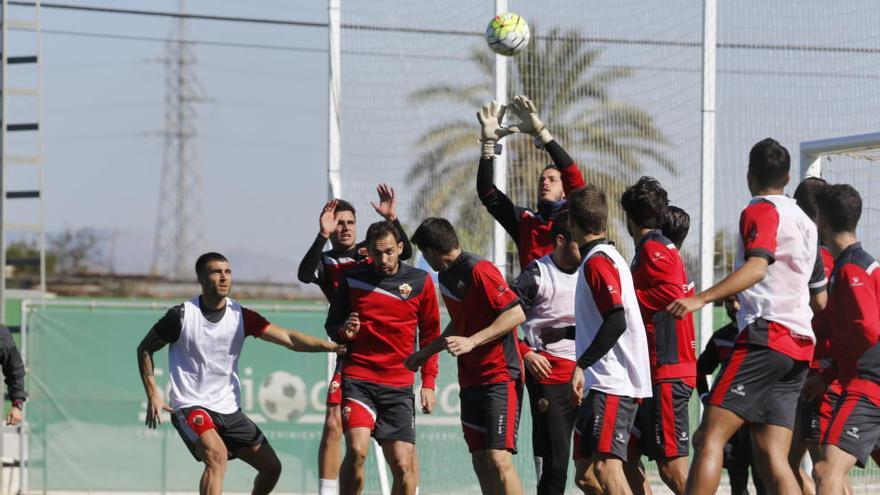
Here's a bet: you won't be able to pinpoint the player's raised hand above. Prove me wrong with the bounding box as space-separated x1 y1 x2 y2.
145 392 173 429
404 350 427 371
510 95 553 144
569 367 585 406
477 100 516 142
445 336 476 356
370 183 397 221
319 199 339 238
666 295 705 319
341 312 360 341
523 351 552 380
420 388 436 414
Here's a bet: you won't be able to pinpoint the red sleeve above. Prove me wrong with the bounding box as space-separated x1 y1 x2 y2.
830 264 880 362
473 261 520 314
585 255 623 316
739 200 779 263
635 240 684 311
561 164 586 196
242 307 270 338
518 339 533 357
417 275 441 390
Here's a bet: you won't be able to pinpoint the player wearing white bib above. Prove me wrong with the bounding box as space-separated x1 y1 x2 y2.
566 185 652 495
137 252 344 495
510 212 580 495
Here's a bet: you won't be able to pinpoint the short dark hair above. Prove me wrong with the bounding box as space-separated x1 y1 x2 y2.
195 252 228 277
793 177 827 222
334 199 356 217
661 205 690 249
411 217 460 253
543 164 560 173
550 212 572 241
748 138 790 189
620 176 669 229
568 185 607 235
817 184 862 233
365 220 401 245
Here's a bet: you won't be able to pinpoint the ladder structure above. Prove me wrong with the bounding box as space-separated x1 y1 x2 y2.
0 0 45 323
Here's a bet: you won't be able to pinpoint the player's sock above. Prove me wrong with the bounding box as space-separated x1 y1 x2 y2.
319 478 338 495
533 456 543 480
415 487 420 495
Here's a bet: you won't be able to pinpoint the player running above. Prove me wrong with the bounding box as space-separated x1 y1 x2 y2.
406 217 527 495
566 185 652 495
509 212 580 495
806 185 880 495
325 221 440 495
620 177 696 495
137 252 343 495
667 138 828 495
297 184 413 495
476 95 586 269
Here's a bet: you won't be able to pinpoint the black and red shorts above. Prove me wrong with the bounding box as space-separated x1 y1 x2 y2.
460 380 523 453
800 388 840 444
708 343 808 429
573 390 638 461
171 406 265 461
636 380 693 460
822 391 880 468
341 377 415 443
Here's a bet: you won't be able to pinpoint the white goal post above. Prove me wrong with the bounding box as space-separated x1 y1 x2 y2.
800 132 880 179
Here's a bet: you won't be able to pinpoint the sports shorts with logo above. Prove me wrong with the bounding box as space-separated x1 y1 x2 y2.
341 377 416 443
800 387 840 444
708 343 808 429
822 391 880 467
171 406 266 461
326 359 344 406
460 380 523 453
636 380 693 460
573 389 639 461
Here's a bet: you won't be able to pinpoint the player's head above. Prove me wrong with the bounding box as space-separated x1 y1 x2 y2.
538 165 565 203
330 199 357 250
723 295 740 322
793 177 827 223
567 185 607 240
366 221 403 276
747 138 790 194
412 217 461 272
551 212 581 268
195 252 231 298
816 184 861 240
661 205 690 249
620 176 669 240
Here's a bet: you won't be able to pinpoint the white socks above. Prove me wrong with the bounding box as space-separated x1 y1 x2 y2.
319 478 338 495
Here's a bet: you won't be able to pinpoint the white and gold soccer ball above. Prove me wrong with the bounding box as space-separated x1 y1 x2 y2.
485 12 530 56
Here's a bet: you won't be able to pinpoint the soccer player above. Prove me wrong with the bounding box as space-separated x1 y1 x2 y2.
697 296 767 495
666 138 828 495
297 184 413 495
405 217 527 495
325 221 440 495
509 212 580 495
807 184 880 495
566 185 652 495
476 95 586 269
0 325 25 426
137 252 343 495
661 206 690 250
620 177 696 495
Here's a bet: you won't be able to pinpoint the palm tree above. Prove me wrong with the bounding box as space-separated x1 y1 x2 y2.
406 27 674 270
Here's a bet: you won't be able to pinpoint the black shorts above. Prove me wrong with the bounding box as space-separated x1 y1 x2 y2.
573 390 639 461
800 388 840 444
341 377 416 443
460 381 523 453
822 391 880 468
708 343 808 429
171 406 265 461
636 380 693 460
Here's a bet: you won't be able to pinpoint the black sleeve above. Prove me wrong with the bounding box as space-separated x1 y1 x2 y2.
297 233 328 285
576 308 626 369
477 156 521 241
325 276 351 342
544 140 576 169
510 262 541 311
696 337 720 397
392 219 413 261
809 245 828 295
0 327 25 403
153 305 184 343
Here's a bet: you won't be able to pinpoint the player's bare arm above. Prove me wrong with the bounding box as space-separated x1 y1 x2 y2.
666 256 769 318
136 328 173 429
810 288 827 313
259 324 346 353
446 304 526 357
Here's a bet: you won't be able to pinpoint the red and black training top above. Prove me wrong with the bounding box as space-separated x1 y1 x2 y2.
631 230 697 386
823 242 880 401
477 140 586 269
325 263 441 389
438 252 522 389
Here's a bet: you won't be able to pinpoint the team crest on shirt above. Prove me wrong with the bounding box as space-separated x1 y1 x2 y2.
398 283 413 299
457 280 466 291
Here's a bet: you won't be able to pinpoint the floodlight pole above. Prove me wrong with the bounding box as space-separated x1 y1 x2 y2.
328 0 342 200
493 0 509 274
699 0 717 356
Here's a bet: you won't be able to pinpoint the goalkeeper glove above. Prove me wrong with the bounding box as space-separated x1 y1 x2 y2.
510 95 554 145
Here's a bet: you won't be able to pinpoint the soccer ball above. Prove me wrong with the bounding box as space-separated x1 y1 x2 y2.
258 371 308 422
485 12 530 56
